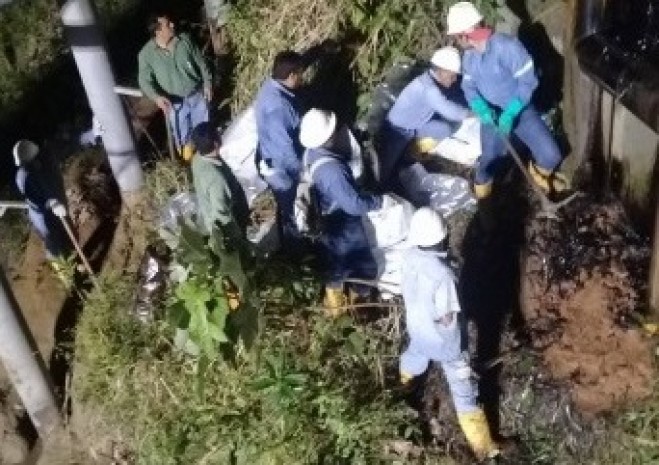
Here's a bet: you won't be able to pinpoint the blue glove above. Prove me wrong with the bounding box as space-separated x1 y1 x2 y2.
469 97 496 126
498 98 525 135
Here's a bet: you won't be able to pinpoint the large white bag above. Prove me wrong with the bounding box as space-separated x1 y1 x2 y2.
433 117 481 167
219 106 268 205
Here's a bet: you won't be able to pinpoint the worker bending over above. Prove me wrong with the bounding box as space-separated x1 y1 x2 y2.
378 46 471 185
190 122 249 236
299 109 382 315
13 140 70 263
254 51 306 252
138 11 212 161
447 1 566 200
400 207 500 462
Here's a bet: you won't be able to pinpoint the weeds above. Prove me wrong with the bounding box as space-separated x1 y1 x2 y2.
228 0 499 115
74 260 418 464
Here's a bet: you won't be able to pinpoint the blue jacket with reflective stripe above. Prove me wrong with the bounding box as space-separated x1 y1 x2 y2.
461 32 537 108
254 78 304 172
387 71 470 130
307 147 382 216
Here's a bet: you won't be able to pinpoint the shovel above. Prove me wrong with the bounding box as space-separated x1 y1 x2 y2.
57 216 101 291
500 135 580 220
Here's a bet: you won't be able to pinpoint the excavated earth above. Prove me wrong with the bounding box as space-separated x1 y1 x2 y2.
521 195 653 416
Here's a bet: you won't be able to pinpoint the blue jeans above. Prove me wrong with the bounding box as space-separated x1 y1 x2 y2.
28 207 68 260
475 105 561 185
262 161 301 249
167 90 209 150
320 211 377 294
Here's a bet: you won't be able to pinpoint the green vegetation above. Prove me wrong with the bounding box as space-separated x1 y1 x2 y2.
228 0 499 114
0 0 139 115
73 262 423 464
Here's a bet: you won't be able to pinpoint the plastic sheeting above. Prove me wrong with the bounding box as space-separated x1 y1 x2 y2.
131 243 170 323
219 106 268 205
362 194 414 296
433 117 481 167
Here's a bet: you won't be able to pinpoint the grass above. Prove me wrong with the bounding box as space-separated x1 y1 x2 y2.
73 268 425 464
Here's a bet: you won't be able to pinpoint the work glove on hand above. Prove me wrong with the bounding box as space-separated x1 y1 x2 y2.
468 97 496 126
497 98 525 135
47 200 67 218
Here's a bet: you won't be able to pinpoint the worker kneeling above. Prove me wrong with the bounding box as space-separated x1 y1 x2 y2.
378 46 471 185
299 109 383 316
400 208 500 462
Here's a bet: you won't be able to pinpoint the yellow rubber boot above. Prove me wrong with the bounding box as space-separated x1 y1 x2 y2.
528 163 553 192
551 170 570 192
474 182 493 199
400 371 414 386
409 137 440 161
457 409 500 462
323 286 347 318
181 143 195 162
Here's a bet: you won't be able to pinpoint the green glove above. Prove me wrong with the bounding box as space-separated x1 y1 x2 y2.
498 98 525 135
469 97 496 126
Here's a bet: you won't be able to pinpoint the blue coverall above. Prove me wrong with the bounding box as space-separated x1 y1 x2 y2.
462 33 561 185
15 164 68 259
400 247 478 414
307 146 382 294
254 78 305 247
379 70 470 184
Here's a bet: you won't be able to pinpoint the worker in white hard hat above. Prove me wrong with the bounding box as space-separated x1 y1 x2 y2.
401 207 500 462
13 140 70 261
446 1 566 202
378 46 472 186
299 108 383 316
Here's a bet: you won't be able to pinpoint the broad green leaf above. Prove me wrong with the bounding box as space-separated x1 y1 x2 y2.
177 221 211 271
167 301 190 329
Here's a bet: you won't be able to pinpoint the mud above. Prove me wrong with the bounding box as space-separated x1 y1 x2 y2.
521 195 654 416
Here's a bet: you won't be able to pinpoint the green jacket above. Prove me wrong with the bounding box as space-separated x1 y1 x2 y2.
191 154 249 234
138 33 212 100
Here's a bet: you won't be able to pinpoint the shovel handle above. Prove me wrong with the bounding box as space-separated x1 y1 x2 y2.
500 135 552 203
58 217 100 291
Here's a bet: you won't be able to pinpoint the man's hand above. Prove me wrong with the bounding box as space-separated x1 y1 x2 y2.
203 85 213 102
155 96 171 113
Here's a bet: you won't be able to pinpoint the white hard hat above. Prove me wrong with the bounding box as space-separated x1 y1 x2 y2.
408 207 447 247
299 108 337 149
12 140 39 167
430 46 462 74
447 1 483 35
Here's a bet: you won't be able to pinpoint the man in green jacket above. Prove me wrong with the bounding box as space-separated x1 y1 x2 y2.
138 12 212 161
190 122 249 236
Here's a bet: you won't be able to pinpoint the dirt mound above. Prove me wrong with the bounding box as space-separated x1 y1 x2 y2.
521 196 654 416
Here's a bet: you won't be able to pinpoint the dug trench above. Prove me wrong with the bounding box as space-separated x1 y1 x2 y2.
0 150 128 464
410 159 655 462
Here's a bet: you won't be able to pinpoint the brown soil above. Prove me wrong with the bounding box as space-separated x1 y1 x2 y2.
521 197 654 416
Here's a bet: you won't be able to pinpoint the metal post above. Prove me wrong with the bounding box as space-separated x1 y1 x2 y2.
60 0 143 192
0 269 59 437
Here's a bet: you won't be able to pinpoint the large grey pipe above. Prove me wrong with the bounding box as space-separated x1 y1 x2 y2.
0 269 59 437
60 0 143 192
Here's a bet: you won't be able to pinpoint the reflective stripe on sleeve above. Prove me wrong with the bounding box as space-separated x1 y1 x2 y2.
513 60 534 78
